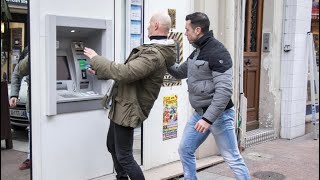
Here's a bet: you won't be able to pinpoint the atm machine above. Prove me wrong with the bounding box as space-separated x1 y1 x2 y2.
56 40 100 101
39 15 115 180
46 15 113 115
55 38 104 113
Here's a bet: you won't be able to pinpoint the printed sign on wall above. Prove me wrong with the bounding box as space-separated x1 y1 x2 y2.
163 95 178 141
126 0 143 57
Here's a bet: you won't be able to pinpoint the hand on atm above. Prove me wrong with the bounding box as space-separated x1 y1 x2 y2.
84 47 97 74
87 67 96 75
84 47 98 59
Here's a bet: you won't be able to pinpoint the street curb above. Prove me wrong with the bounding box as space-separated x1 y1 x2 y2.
144 156 224 180
92 155 224 180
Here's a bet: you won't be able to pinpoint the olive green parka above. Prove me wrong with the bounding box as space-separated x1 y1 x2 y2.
91 40 176 128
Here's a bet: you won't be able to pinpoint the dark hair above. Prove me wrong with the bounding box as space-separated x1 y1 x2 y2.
185 12 210 33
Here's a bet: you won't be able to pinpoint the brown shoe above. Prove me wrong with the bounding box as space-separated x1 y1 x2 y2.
19 159 31 170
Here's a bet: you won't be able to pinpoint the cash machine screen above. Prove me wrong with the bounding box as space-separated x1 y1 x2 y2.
78 59 88 79
57 56 71 80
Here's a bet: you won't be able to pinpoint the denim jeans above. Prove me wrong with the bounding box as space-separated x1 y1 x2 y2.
178 108 250 180
107 121 145 180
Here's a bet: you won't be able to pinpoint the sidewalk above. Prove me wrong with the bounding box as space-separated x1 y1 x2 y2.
96 132 319 180
1 132 318 180
1 130 30 180
188 132 319 180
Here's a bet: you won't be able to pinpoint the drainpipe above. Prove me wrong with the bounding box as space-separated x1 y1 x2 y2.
282 0 292 53
237 0 247 150
239 0 245 95
280 0 293 137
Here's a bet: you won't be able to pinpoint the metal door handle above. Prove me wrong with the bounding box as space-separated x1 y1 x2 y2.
245 59 251 65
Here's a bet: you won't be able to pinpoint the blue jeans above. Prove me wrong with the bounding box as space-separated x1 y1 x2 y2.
178 108 250 180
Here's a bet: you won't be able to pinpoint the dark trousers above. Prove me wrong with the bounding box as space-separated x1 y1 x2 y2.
107 121 145 180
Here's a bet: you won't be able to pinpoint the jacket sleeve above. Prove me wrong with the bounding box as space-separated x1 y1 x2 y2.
202 68 233 123
18 55 29 77
91 49 159 83
10 64 23 98
167 60 188 79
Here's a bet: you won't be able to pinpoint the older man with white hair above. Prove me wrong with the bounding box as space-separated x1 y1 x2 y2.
84 12 176 180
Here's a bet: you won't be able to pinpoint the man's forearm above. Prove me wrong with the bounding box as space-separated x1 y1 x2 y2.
167 63 188 79
10 66 23 97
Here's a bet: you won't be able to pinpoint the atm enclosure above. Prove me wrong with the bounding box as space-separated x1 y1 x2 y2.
46 15 113 115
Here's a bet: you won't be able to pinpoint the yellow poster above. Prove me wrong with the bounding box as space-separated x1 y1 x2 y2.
163 95 178 140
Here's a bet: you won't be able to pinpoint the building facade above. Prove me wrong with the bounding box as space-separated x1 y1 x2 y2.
196 0 314 144
1 0 315 179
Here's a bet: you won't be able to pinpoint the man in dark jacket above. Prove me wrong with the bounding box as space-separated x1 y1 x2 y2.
168 12 250 180
84 13 176 180
9 46 31 170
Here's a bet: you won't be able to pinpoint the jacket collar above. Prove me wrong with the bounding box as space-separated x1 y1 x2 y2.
193 30 214 49
149 36 167 40
145 39 175 45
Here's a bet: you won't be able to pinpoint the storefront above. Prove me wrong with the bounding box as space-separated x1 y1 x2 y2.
1 0 28 82
1 0 11 81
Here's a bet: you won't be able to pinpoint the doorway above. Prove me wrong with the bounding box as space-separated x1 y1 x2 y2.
243 0 264 131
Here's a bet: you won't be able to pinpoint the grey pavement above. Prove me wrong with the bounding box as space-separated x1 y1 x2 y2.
177 132 319 180
1 132 319 180
1 129 30 180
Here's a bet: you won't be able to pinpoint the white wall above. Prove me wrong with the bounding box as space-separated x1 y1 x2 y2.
114 0 127 63
142 0 194 170
259 0 284 136
280 0 312 139
30 0 115 179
